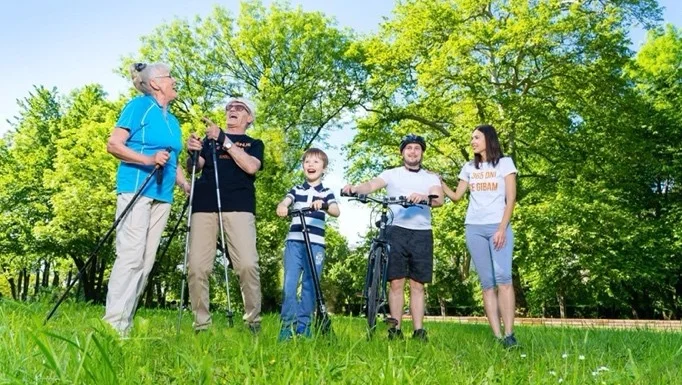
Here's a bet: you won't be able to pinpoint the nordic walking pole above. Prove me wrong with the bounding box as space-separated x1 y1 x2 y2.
45 164 162 324
176 150 199 333
210 139 234 327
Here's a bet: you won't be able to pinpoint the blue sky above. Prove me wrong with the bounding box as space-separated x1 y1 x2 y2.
1 0 680 244
2 0 680 134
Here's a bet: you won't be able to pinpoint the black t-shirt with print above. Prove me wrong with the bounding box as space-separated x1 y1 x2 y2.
191 133 264 214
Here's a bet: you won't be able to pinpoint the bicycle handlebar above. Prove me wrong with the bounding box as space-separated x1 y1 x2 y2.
340 191 436 207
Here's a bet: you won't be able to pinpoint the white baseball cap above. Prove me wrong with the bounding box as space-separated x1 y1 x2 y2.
225 98 256 120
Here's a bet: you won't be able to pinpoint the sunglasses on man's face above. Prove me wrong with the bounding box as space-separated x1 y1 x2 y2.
226 104 247 112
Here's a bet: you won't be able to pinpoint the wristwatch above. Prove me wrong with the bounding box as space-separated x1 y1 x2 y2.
223 140 233 150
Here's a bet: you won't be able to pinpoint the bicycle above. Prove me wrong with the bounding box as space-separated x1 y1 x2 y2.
340 192 433 335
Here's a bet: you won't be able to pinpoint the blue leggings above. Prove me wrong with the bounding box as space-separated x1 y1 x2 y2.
465 224 514 290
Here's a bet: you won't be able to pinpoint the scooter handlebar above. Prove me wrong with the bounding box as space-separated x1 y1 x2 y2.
288 202 329 216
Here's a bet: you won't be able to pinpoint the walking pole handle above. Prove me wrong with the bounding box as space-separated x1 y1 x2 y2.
156 147 173 185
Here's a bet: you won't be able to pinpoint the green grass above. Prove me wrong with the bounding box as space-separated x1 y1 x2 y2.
0 301 680 384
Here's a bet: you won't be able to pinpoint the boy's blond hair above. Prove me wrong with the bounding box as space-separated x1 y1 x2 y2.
302 148 328 168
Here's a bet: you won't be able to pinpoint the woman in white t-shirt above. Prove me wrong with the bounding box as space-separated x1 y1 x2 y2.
441 124 519 348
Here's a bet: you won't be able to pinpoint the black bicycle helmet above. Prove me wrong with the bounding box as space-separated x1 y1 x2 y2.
399 134 426 152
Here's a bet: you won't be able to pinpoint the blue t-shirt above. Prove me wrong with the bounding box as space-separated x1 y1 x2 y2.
115 95 182 203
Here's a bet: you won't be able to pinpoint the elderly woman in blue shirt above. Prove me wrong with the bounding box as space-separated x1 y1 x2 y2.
104 62 189 336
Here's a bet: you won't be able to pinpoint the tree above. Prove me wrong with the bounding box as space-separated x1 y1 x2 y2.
37 85 120 303
0 86 61 300
347 0 668 317
627 24 682 318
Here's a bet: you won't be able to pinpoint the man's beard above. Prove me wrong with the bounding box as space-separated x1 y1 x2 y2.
403 157 421 169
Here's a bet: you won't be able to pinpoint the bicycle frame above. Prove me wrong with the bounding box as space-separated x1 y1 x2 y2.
363 202 391 326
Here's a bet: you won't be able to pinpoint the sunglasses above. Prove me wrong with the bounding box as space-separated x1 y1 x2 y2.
226 104 248 112
134 62 147 71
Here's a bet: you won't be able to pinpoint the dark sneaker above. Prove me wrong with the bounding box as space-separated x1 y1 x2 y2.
388 327 404 340
501 333 519 349
295 324 312 338
412 329 428 342
247 322 261 335
277 328 293 342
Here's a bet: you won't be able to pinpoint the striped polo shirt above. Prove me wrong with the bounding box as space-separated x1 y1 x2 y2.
286 182 336 246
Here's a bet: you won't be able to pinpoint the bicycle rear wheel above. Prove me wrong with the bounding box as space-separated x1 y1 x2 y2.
366 246 384 332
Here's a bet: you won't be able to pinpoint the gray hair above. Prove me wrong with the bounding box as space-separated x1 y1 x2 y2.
129 62 170 95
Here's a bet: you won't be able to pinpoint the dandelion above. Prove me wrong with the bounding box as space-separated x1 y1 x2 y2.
549 370 557 376
520 353 527 358
597 366 610 372
578 355 585 360
558 378 564 383
562 353 568 359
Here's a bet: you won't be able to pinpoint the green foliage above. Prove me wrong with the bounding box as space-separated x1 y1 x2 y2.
347 0 680 319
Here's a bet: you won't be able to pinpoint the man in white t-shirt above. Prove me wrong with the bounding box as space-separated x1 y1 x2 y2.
342 134 444 341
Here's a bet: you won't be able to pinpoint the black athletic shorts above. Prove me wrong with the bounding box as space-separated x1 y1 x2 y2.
386 225 434 283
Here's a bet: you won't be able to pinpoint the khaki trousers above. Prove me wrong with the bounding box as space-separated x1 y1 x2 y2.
188 212 261 329
103 194 171 334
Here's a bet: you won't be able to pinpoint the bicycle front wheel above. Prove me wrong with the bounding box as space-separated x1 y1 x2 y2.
366 246 384 332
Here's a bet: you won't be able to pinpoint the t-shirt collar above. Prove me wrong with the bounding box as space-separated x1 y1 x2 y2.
302 181 324 191
145 94 163 109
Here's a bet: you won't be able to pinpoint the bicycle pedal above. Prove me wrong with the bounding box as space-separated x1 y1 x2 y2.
384 317 399 327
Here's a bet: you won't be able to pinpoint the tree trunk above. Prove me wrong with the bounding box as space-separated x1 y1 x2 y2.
144 276 155 307
66 270 73 287
512 264 527 315
156 281 165 307
52 270 59 288
84 255 98 302
22 269 30 301
8 277 17 300
95 255 107 303
16 271 23 300
439 296 446 316
34 265 41 297
42 260 50 287
557 293 566 319
71 254 97 303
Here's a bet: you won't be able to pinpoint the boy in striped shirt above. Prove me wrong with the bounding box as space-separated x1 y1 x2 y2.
275 148 340 340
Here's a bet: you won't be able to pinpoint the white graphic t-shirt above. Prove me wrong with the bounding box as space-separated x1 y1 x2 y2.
377 167 441 230
458 157 518 225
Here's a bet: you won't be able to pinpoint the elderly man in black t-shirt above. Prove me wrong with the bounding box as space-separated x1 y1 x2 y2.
185 98 264 333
